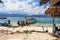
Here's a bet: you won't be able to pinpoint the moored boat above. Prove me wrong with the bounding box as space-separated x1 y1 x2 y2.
0 17 7 19
26 17 37 24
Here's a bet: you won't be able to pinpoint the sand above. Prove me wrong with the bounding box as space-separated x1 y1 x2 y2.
0 25 58 40
0 32 56 40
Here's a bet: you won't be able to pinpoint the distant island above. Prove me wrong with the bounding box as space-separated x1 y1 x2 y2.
0 13 51 17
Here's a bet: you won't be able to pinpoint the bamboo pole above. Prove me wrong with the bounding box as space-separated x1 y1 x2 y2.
52 13 55 35
52 5 57 36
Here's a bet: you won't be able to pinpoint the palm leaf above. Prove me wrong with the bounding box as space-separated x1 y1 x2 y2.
0 0 4 4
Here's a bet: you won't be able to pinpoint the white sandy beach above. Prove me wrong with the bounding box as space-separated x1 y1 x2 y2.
0 24 59 40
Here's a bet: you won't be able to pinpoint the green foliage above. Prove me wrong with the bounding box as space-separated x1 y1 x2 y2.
23 30 29 34
23 30 32 34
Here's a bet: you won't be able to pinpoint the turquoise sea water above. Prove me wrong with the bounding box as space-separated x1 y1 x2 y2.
0 17 60 26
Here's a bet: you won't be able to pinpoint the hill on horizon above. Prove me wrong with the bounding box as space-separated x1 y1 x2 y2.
0 13 50 17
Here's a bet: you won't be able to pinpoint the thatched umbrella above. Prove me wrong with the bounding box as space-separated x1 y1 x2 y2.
40 0 49 6
45 6 60 17
40 0 60 6
40 0 60 35
45 6 60 35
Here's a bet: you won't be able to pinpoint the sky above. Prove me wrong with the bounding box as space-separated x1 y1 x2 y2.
0 0 50 15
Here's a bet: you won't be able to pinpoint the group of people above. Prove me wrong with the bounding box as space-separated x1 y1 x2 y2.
17 20 30 27
5 19 30 27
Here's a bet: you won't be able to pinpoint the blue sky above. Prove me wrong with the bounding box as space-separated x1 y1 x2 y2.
0 0 50 15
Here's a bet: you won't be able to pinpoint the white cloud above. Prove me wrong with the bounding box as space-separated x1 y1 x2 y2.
0 0 50 15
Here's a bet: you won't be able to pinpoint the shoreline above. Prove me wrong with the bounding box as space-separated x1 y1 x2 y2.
11 23 60 27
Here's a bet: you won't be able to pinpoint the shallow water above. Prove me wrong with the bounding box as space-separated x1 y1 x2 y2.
0 17 60 26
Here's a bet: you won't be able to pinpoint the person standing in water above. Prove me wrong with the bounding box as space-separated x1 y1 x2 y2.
21 21 24 27
17 20 24 27
17 21 20 26
7 20 10 24
26 19 30 26
22 21 25 26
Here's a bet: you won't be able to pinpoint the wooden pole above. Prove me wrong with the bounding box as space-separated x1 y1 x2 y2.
53 13 55 36
52 6 57 36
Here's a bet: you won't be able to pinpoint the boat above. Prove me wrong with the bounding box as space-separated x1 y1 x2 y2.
0 23 11 27
0 17 7 19
26 17 37 24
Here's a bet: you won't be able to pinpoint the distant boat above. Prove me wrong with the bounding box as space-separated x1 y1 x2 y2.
27 17 37 24
0 23 11 26
0 17 7 19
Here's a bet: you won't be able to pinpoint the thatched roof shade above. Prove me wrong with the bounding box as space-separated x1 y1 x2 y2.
40 0 49 5
50 0 60 6
53 1 60 6
45 6 60 17
40 0 60 6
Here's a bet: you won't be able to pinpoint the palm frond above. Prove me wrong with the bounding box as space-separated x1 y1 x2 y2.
0 0 4 4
